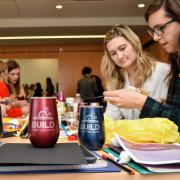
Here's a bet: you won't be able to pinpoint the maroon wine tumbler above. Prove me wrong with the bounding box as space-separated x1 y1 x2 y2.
28 97 59 148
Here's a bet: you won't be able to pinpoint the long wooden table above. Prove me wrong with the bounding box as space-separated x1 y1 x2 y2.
0 137 179 180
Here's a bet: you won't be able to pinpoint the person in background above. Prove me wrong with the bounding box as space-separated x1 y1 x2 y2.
101 24 170 120
90 74 106 107
23 84 29 100
6 60 29 117
77 66 98 103
34 82 43 97
0 61 9 99
28 83 35 98
7 60 26 99
103 0 180 129
0 60 10 116
45 77 55 96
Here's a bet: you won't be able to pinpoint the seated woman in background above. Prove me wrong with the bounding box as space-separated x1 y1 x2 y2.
5 60 29 117
34 82 43 97
0 60 10 116
101 24 170 120
7 60 26 99
45 77 55 97
0 60 9 98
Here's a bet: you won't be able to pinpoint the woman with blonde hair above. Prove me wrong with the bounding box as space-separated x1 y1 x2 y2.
101 24 170 119
0 60 10 116
0 60 9 98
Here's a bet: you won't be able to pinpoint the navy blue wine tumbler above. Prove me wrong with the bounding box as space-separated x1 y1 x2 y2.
78 106 105 151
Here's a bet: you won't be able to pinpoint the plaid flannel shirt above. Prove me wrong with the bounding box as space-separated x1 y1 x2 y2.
140 66 180 131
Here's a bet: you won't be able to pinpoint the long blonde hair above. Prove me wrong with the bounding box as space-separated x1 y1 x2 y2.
101 24 156 90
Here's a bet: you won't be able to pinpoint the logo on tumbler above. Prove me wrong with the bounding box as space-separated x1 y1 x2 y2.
80 112 100 133
32 110 55 131
38 111 52 117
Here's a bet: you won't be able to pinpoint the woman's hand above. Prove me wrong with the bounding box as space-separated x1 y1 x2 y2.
14 100 29 107
1 104 7 117
103 89 147 110
0 103 12 117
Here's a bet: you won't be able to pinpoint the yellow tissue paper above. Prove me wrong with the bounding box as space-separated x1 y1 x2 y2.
104 115 180 144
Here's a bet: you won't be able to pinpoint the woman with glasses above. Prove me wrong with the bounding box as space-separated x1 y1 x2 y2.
103 0 180 129
101 24 170 120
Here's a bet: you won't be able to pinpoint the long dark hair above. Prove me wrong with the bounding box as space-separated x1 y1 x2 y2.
145 0 180 84
145 0 180 22
7 60 21 97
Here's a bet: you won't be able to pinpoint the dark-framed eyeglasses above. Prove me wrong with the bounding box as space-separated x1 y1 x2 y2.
147 19 175 37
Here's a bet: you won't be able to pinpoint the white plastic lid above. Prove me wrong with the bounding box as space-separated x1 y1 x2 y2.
66 97 75 105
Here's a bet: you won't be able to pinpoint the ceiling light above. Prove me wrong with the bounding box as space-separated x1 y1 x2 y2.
56 4 63 9
0 35 105 40
138 4 145 8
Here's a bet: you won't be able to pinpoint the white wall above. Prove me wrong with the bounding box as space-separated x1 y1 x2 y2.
3 58 59 93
